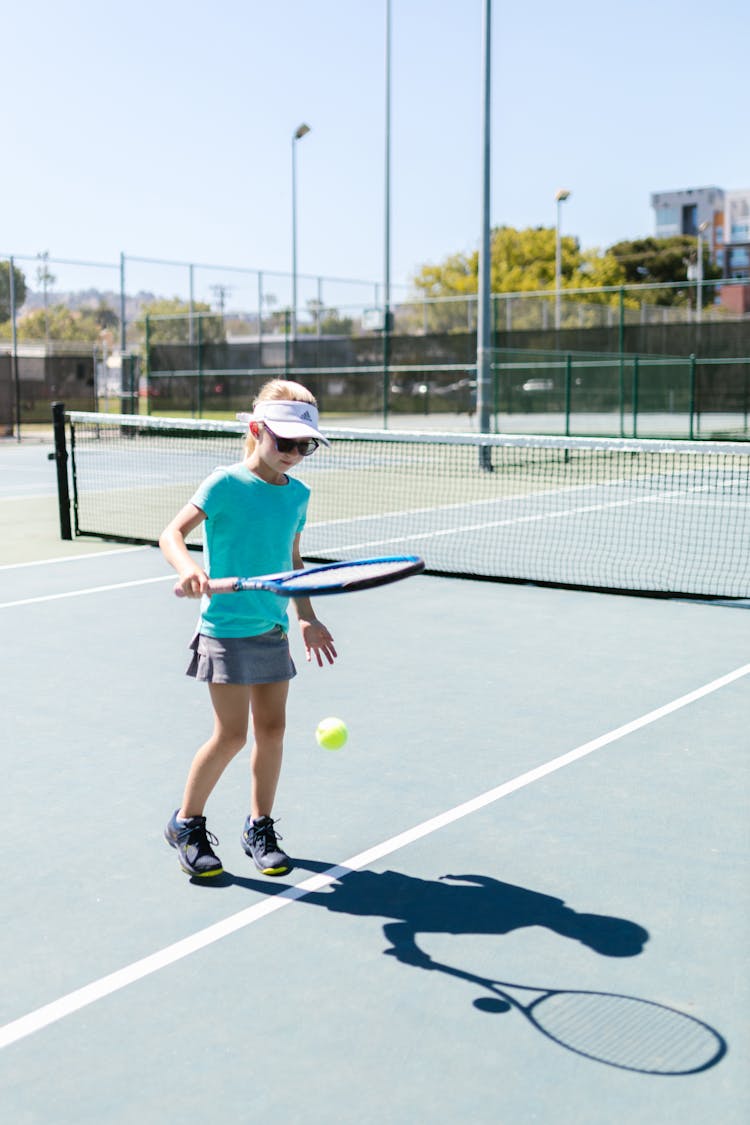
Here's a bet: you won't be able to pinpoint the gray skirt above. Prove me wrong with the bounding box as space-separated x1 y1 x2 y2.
186 627 297 685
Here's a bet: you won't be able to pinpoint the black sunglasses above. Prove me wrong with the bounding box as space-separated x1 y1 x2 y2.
263 423 319 457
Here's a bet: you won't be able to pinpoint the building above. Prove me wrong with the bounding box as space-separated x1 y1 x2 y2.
651 186 723 251
723 190 750 282
651 185 750 312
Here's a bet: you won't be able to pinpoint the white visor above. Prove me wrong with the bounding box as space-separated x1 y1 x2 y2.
236 401 329 446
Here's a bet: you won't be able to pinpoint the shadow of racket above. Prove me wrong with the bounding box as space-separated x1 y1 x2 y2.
392 951 726 1075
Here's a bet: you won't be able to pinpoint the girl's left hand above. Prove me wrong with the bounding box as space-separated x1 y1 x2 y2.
299 619 337 667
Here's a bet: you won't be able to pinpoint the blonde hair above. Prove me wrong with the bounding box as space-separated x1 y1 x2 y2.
243 379 318 457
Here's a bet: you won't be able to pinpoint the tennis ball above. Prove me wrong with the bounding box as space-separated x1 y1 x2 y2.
316 716 348 751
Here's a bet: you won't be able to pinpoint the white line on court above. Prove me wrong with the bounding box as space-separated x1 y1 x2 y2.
0 574 174 609
0 547 148 572
1 659 748 1051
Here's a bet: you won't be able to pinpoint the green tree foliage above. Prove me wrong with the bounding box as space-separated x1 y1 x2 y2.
301 300 354 336
12 303 118 342
608 237 722 305
408 226 628 331
413 226 626 297
0 260 28 322
134 298 226 344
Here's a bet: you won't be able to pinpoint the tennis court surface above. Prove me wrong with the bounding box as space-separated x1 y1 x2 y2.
1 437 748 1123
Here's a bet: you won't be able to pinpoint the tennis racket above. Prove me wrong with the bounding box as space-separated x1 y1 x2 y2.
407 955 726 1075
173 555 425 598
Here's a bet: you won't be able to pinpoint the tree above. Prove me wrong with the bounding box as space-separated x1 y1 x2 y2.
15 304 110 342
608 236 722 305
133 298 226 344
412 226 628 297
407 226 628 332
0 260 27 323
300 299 354 335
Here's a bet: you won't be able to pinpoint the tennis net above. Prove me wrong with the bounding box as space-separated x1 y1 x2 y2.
58 410 750 599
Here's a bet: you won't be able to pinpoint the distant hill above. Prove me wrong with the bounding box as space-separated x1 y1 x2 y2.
21 288 159 320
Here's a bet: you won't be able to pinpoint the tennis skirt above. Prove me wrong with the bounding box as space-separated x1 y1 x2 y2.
186 627 296 685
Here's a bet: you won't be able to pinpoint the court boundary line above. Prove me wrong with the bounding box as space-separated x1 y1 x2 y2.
0 574 173 610
1 659 748 1051
0 547 148 572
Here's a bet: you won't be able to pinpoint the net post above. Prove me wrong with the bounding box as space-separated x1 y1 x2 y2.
564 354 572 436
51 402 72 541
689 353 696 439
632 356 640 438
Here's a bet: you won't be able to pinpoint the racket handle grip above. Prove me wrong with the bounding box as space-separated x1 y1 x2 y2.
172 578 237 598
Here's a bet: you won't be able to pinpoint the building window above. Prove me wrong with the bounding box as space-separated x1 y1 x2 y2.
682 204 698 236
656 205 679 237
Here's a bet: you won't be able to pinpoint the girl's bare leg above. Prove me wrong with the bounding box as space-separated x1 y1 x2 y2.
248 680 289 819
179 683 252 818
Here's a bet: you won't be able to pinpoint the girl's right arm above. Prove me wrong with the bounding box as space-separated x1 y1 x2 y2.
159 503 209 598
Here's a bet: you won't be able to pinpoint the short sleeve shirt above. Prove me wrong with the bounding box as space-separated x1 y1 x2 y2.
191 463 310 638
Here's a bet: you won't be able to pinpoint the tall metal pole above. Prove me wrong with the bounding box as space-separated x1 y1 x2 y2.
188 263 195 346
291 123 311 341
382 0 392 428
476 0 492 450
697 219 710 322
554 188 570 330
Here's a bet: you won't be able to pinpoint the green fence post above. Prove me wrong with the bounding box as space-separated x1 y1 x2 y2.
492 356 498 433
144 315 151 415
618 287 625 437
632 355 639 438
688 353 696 439
564 353 572 436
382 308 391 429
197 314 204 419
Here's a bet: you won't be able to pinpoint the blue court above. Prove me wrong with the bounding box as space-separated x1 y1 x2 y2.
1 441 748 1123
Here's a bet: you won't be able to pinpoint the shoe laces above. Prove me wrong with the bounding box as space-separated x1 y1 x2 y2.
178 818 219 854
252 817 282 850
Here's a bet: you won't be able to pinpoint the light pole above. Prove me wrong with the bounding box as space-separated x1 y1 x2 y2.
291 122 311 339
697 219 711 321
554 188 571 330
476 0 492 452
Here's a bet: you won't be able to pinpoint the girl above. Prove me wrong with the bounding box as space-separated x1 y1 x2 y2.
160 379 337 879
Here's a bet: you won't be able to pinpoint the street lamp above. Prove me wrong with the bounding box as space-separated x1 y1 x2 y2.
554 188 571 330
291 122 311 339
697 219 711 321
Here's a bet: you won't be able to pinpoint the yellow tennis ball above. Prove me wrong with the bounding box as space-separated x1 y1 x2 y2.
316 716 348 751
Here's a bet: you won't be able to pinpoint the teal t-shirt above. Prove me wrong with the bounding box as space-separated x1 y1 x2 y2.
191 463 310 638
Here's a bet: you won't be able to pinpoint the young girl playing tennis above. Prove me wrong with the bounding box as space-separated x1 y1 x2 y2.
160 379 336 879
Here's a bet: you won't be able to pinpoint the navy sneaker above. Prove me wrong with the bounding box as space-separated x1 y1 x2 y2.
241 815 290 876
164 810 223 878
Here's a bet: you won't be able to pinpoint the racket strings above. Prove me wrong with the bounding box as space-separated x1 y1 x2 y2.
531 992 723 1074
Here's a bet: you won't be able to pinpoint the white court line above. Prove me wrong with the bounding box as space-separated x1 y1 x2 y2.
0 574 173 609
313 490 702 555
2 659 748 1050
0 547 148 572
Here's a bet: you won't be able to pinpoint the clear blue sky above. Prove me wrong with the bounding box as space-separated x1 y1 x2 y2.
4 0 748 311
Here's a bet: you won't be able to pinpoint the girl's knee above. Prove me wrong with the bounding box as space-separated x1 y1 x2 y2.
252 716 286 744
213 728 248 757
